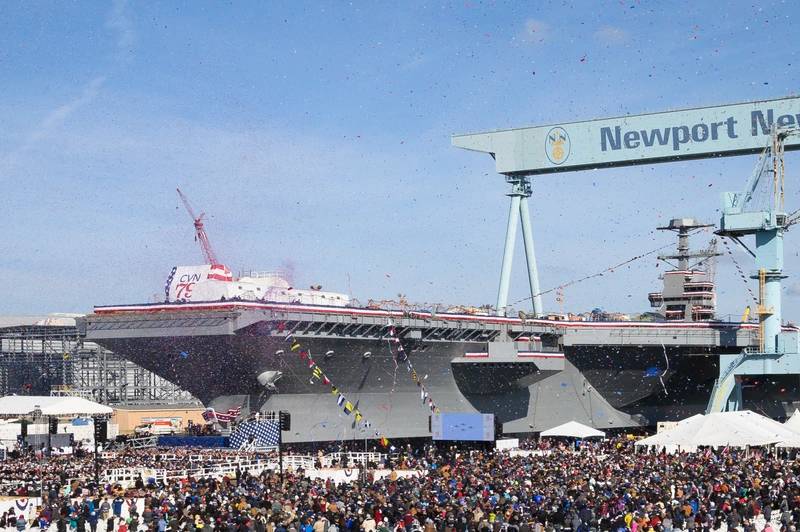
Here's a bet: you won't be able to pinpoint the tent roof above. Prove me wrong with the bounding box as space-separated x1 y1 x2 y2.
636 410 799 449
784 409 800 433
0 396 112 417
540 420 606 438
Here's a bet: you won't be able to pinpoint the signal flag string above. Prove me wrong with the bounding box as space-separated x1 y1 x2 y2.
275 321 390 448
509 242 674 307
386 320 441 415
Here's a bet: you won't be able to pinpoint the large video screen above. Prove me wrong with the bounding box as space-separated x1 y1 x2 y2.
431 412 495 441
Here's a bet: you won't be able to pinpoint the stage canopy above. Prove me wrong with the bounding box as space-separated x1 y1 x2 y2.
636 411 799 451
540 420 606 439
0 396 112 417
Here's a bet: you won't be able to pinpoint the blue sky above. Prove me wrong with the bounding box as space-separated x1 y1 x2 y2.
1 0 798 320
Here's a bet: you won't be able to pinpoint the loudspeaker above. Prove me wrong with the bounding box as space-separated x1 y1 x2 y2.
20 421 27 438
494 417 503 440
278 411 291 432
94 420 108 442
49 418 58 434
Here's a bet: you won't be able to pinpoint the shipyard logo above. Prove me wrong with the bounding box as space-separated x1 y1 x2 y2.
545 127 570 165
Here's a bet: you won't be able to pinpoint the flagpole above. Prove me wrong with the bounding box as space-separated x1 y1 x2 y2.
278 411 284 484
362 428 367 484
278 430 283 483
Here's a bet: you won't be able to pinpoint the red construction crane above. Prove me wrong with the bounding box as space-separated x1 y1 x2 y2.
176 188 220 265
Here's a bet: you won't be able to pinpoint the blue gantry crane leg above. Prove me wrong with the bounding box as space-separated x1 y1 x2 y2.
496 175 543 317
707 128 800 414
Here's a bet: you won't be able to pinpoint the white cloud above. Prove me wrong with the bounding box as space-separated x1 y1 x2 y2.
2 0 135 169
400 54 430 71
594 25 629 45
0 76 106 171
28 76 106 144
520 19 550 44
106 0 136 56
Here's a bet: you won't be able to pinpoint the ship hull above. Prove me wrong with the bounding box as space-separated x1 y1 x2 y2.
566 346 719 411
90 330 799 439
86 310 640 441
85 302 800 442
95 333 596 442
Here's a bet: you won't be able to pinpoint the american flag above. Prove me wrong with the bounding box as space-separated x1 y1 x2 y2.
230 420 280 448
202 406 241 423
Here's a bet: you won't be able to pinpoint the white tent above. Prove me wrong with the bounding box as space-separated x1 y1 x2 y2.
775 410 800 448
784 409 800 432
636 410 799 451
0 396 112 417
540 420 606 439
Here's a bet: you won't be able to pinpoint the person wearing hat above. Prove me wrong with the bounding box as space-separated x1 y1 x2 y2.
362 513 377 532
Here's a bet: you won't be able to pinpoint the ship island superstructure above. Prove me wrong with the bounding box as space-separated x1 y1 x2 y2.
648 218 720 322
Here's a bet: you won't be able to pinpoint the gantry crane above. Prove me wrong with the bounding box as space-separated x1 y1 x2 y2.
706 127 800 413
176 188 220 265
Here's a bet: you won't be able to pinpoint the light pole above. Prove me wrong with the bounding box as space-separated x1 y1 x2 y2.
92 415 108 486
361 428 369 484
94 419 100 485
278 411 290 484
30 408 46 504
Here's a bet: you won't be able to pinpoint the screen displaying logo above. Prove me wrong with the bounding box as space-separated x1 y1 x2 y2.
545 126 570 165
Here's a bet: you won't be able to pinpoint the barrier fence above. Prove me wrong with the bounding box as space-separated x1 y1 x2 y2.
319 452 387 467
1 450 400 490
96 452 403 487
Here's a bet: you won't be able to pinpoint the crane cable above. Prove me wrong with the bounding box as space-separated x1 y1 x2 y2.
720 236 759 306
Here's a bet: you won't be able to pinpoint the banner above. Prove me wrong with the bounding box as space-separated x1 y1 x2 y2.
453 96 800 175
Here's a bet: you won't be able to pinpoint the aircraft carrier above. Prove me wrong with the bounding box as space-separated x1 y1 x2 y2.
83 218 799 443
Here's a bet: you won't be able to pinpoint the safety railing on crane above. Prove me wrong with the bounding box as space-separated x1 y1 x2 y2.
705 350 750 414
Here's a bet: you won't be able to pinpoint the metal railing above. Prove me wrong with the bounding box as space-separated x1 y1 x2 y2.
706 350 749 414
56 452 399 488
320 452 387 467
120 435 158 449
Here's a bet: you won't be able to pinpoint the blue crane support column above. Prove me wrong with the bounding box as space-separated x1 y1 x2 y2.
705 128 800 414
756 228 784 353
519 196 544 316
496 176 543 317
706 222 787 413
497 192 521 316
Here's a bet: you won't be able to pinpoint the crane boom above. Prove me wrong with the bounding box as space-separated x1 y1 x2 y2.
177 187 198 221
176 188 220 265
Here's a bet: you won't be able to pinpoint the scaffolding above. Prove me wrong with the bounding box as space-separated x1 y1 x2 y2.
0 323 199 406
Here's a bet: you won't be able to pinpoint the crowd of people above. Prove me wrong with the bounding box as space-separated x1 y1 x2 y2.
2 439 800 532
0 447 270 498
